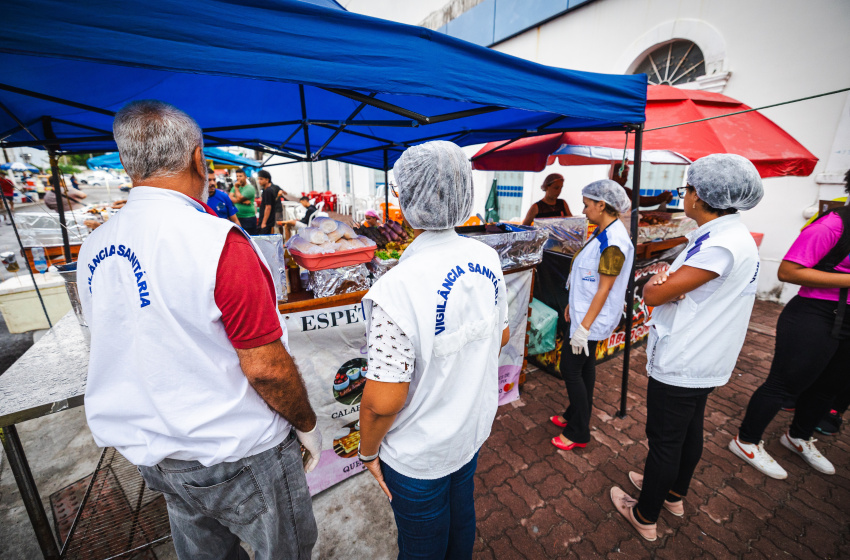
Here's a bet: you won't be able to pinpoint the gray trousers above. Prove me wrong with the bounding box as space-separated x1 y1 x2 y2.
139 430 317 560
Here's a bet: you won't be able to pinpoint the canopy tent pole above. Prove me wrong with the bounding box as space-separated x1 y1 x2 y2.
48 148 72 263
618 125 643 418
383 150 389 222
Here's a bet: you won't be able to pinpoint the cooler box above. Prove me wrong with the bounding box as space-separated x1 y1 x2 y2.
0 272 72 333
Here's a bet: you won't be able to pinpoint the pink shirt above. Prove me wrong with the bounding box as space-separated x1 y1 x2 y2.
783 212 850 303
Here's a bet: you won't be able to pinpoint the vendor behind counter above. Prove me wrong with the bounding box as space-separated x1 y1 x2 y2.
523 173 572 225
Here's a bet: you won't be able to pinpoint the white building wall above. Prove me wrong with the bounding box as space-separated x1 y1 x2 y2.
349 0 850 301
488 0 850 301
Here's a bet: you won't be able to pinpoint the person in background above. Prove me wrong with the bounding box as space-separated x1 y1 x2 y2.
610 164 674 208
206 170 240 225
522 173 572 225
44 175 87 211
550 180 634 452
362 209 382 228
611 154 764 542
730 170 850 478
281 196 317 238
70 174 79 190
257 169 282 235
79 100 321 559
229 167 257 234
358 141 510 559
0 170 15 224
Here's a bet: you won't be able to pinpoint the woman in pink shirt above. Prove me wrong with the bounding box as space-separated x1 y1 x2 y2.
730 175 850 479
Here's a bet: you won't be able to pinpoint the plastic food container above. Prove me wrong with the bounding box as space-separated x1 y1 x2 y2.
289 245 376 271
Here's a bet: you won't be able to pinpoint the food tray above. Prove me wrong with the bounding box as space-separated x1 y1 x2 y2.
289 245 376 271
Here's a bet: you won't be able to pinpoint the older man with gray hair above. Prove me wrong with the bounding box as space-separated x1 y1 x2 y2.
77 100 321 560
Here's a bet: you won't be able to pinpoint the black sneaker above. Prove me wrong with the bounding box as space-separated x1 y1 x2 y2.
815 410 842 436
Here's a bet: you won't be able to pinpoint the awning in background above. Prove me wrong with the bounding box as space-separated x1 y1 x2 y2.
472 85 817 178
87 148 260 170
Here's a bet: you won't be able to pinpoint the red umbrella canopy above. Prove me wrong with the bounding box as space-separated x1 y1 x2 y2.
473 85 818 178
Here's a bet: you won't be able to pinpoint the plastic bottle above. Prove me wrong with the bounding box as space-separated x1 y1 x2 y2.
32 247 48 273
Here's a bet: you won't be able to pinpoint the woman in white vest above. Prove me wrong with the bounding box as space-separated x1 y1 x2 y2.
550 180 634 451
358 141 510 559
610 154 764 542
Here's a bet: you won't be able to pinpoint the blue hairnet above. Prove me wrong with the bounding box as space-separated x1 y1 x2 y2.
393 141 473 230
582 179 631 214
687 154 764 211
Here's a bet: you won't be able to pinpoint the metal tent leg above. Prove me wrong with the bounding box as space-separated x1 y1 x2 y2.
619 125 644 419
0 425 60 559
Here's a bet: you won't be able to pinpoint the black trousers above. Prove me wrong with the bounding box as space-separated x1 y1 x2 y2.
636 377 712 523
559 340 599 444
739 296 850 443
238 216 258 236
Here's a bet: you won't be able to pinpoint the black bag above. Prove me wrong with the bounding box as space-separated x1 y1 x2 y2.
811 206 850 338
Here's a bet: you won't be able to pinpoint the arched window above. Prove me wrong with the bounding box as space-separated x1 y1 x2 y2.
632 40 706 86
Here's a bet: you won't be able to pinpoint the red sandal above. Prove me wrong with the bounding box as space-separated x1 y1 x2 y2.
551 436 586 451
549 415 568 428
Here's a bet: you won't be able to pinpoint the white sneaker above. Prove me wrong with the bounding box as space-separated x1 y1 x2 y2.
728 436 788 479
780 432 835 475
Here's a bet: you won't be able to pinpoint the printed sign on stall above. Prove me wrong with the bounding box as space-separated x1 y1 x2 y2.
498 269 533 406
285 270 533 495
284 303 370 496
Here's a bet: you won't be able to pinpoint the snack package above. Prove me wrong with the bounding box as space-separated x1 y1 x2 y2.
356 235 377 247
312 217 338 234
289 236 325 254
336 222 357 240
301 226 329 244
327 228 345 242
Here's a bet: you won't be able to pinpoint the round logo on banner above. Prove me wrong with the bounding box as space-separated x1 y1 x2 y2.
332 358 367 406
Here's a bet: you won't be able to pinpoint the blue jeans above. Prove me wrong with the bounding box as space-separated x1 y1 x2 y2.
381 451 479 560
139 430 317 560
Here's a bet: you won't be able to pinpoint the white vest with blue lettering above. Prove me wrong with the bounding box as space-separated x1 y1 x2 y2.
646 214 760 388
78 187 290 467
568 219 635 341
363 229 508 480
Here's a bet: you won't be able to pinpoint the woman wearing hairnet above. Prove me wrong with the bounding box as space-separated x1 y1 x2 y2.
522 173 572 225
610 154 763 542
730 171 850 478
550 180 634 451
358 141 510 559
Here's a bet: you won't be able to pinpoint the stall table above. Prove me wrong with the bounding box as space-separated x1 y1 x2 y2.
530 236 688 375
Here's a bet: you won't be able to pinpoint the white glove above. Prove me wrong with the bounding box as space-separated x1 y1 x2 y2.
295 425 323 473
570 325 590 356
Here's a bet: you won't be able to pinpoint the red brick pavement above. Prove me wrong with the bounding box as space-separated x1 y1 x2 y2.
474 300 850 559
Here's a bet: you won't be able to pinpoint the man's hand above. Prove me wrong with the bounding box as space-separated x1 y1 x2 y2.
364 458 392 501
236 340 317 433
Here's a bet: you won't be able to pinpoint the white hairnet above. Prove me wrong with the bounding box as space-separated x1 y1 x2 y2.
392 141 473 230
582 179 631 214
687 154 764 211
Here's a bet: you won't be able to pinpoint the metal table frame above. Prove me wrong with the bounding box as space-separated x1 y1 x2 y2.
0 312 89 559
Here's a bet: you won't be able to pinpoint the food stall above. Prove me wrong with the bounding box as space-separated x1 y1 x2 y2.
271 218 547 494
528 211 695 375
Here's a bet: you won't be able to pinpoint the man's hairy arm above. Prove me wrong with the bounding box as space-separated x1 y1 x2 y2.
236 340 317 432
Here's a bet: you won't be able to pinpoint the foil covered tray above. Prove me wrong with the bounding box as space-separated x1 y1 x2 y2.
307 263 370 298
531 217 587 256
459 223 549 269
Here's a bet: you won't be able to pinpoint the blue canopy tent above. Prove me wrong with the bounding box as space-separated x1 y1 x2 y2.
87 148 261 171
0 4 647 556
